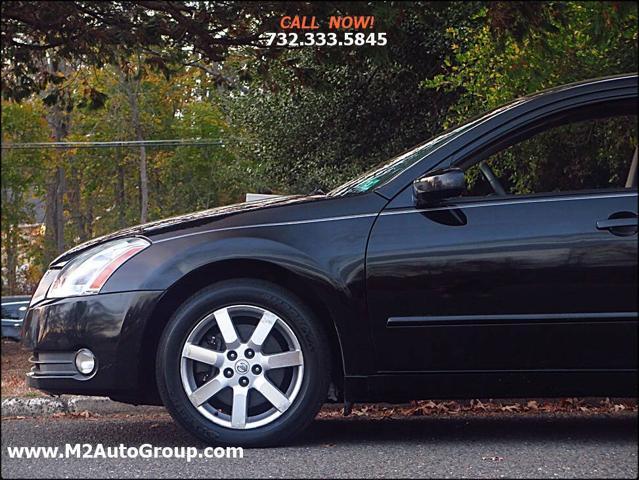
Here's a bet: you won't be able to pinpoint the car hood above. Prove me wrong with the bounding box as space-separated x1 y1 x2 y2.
52 194 326 265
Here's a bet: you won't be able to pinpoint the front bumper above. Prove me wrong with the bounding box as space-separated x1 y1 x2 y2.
22 291 163 400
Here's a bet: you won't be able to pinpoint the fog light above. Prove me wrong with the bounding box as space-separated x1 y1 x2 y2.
74 349 96 375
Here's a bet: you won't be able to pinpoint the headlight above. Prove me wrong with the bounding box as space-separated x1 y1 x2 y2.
47 237 150 298
30 268 61 306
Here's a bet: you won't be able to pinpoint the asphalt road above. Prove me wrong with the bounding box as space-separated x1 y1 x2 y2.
2 411 637 478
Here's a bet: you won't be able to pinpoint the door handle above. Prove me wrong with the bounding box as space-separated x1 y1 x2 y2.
596 218 638 229
596 213 638 236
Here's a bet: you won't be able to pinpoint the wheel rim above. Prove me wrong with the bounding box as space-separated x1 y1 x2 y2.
180 305 304 430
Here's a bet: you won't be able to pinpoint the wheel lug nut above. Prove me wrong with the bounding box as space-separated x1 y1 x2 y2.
239 376 249 387
252 365 262 375
223 368 234 378
227 350 237 361
245 349 255 359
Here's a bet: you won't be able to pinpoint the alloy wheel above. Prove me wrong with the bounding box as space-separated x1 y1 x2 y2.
179 305 304 429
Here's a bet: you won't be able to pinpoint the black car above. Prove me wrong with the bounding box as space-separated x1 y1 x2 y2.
1 296 30 340
23 74 638 446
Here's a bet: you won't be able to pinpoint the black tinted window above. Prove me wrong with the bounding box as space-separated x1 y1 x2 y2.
465 115 637 196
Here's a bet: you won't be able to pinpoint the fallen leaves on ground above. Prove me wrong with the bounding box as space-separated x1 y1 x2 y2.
1 340 44 398
317 397 637 419
48 410 102 420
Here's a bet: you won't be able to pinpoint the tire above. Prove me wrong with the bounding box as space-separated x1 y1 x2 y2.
156 279 330 446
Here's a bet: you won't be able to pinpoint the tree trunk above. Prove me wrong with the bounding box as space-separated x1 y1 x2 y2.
43 163 66 260
85 201 94 239
43 60 72 265
116 148 126 228
5 225 19 295
120 68 149 224
67 164 88 243
138 140 149 224
43 119 68 264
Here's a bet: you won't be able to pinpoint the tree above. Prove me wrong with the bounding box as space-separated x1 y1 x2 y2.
117 54 150 223
54 59 241 238
1 101 48 294
0 1 320 99
224 1 637 194
423 1 638 193
41 59 73 263
225 2 480 193
424 1 638 121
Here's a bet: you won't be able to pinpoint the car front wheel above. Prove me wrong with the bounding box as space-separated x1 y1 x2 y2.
156 279 330 446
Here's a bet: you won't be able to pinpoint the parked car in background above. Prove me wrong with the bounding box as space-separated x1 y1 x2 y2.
2 296 30 341
22 74 638 447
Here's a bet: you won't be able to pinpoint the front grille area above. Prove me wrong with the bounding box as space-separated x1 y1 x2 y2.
29 352 80 379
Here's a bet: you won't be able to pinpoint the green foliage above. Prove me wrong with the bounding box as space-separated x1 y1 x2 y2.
226 1 638 194
1 1 294 99
1 101 48 293
60 64 246 241
422 1 638 196
1 101 48 224
2 59 253 294
424 2 638 122
227 2 480 193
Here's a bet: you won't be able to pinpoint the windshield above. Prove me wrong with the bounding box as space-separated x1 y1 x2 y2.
329 98 527 196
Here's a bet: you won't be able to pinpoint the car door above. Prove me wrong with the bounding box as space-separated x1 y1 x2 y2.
366 111 638 374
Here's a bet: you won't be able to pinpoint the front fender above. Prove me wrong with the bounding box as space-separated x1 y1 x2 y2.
102 217 378 376
104 235 342 292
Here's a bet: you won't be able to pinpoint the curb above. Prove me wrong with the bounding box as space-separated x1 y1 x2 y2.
1 397 67 416
1 395 165 417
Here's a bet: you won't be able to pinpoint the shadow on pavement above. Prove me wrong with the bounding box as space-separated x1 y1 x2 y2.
297 414 638 446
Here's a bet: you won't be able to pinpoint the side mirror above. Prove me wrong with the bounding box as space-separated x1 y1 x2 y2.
413 168 466 206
